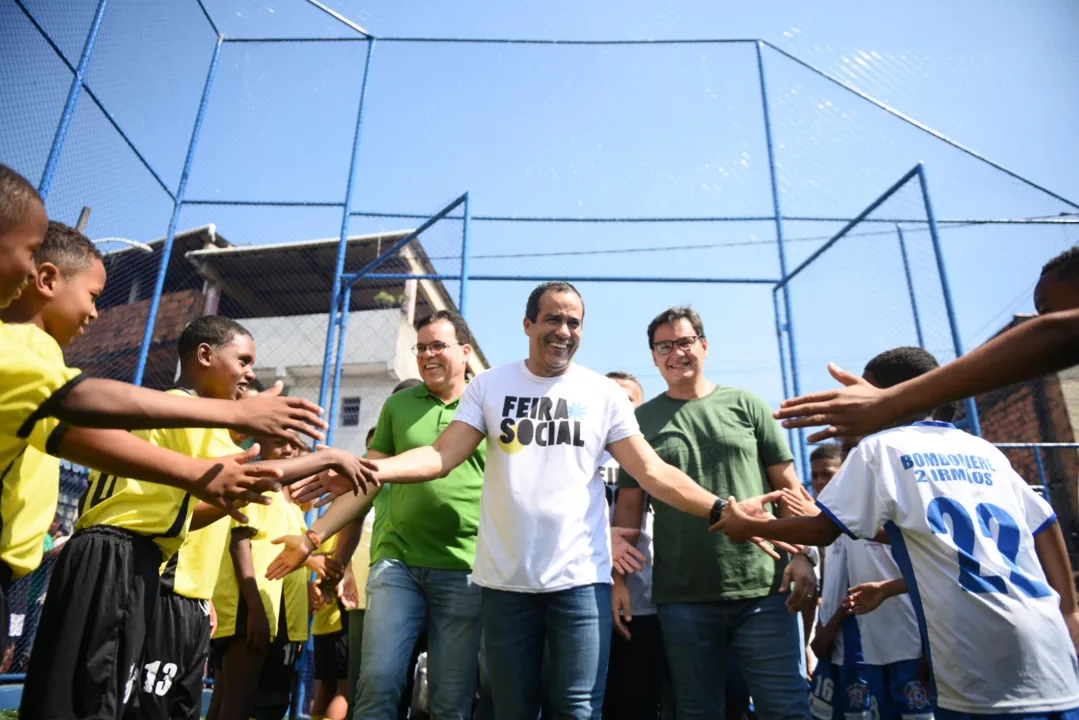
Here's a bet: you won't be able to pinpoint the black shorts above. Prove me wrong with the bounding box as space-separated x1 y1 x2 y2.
313 630 348 682
257 603 301 707
126 589 212 720
20 525 162 720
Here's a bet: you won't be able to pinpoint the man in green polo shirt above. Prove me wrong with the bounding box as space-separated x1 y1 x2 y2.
267 310 485 720
614 306 816 719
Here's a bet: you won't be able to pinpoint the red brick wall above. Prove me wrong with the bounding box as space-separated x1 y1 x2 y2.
971 374 1079 564
65 290 205 388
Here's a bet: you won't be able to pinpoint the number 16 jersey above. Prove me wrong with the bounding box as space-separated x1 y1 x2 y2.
817 421 1079 714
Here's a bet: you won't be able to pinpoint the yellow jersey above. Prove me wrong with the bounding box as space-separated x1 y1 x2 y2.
164 515 232 600
212 493 310 643
2 447 60 579
76 389 242 560
350 510 375 611
0 322 82 579
311 533 342 635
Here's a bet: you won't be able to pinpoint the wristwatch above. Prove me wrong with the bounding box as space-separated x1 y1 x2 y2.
304 529 323 550
709 498 728 526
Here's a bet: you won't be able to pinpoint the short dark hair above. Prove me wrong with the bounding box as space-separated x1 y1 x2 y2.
416 310 472 345
178 315 252 360
605 370 643 394
1041 245 1079 282
862 346 940 389
647 306 706 349
0 164 43 237
525 281 583 323
37 221 103 277
393 378 423 394
810 443 843 463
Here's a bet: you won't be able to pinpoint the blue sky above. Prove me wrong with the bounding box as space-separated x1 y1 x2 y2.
2 0 1078 426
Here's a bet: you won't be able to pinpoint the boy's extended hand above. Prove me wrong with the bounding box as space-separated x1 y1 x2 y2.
232 381 328 444
772 364 888 442
846 580 896 614
780 486 821 518
612 580 633 641
246 606 272 653
710 491 804 559
291 456 379 507
266 534 316 580
194 444 281 524
305 553 344 586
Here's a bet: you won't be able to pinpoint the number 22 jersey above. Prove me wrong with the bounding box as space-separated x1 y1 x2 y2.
816 421 1079 714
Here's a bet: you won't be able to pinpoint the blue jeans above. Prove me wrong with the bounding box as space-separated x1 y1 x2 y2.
482 583 612 720
658 593 810 720
356 559 483 720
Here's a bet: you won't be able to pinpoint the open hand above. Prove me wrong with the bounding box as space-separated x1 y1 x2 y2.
233 381 328 444
291 458 378 507
780 486 820 518
710 492 804 559
317 445 375 497
611 527 647 576
772 364 890 443
338 567 360 610
781 553 817 613
306 554 344 586
195 444 282 523
846 580 891 615
266 534 315 580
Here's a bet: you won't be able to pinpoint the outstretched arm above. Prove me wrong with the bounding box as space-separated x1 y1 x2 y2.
774 308 1079 442
370 420 484 484
55 379 326 443
56 426 279 522
717 499 843 548
607 435 718 519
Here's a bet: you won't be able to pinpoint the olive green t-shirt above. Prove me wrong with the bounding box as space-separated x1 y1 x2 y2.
369 383 486 571
618 385 793 603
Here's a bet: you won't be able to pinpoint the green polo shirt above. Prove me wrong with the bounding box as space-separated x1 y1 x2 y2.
369 382 486 570
618 385 793 603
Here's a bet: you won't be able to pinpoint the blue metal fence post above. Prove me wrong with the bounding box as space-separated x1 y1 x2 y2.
316 38 376 415
895 224 926 348
757 41 808 479
132 37 222 385
916 164 982 436
772 289 798 475
459 191 472 318
326 283 353 450
1032 447 1051 504
37 0 110 197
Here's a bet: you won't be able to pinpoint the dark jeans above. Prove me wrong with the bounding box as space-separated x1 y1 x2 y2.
603 614 668 720
482 584 612 720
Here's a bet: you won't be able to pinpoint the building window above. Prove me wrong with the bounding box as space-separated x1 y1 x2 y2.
341 397 361 427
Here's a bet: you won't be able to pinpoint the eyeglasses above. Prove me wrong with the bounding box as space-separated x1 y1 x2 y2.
652 335 703 355
412 342 459 357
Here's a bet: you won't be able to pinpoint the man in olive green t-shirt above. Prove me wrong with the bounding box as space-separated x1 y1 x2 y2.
614 307 816 719
276 310 486 720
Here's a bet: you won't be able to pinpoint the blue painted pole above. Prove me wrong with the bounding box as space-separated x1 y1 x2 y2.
757 41 808 480
1032 447 1051 504
772 289 798 477
326 284 353 450
38 0 110 197
917 164 981 436
132 37 222 385
317 39 376 417
459 192 472 318
895 225 926 348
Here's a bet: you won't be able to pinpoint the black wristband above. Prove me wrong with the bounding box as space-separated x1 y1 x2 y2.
709 497 728 526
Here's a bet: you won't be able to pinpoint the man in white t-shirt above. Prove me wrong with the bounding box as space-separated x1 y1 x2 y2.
717 346 1079 718
344 282 787 719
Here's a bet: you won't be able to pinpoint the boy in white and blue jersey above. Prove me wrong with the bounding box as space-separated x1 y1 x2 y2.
717 347 1079 718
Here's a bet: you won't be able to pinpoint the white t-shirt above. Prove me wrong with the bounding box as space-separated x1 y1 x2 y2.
818 537 849 666
454 362 641 592
817 420 1079 714
597 452 656 616
844 538 922 666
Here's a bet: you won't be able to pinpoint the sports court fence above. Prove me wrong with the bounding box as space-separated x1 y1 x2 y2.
4 0 1079 715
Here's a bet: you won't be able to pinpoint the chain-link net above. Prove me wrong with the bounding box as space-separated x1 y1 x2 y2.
4 2 1079 714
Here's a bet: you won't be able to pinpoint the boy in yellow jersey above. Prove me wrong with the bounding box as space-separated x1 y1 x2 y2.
22 316 368 720
310 527 351 720
0 221 105 608
210 437 338 720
